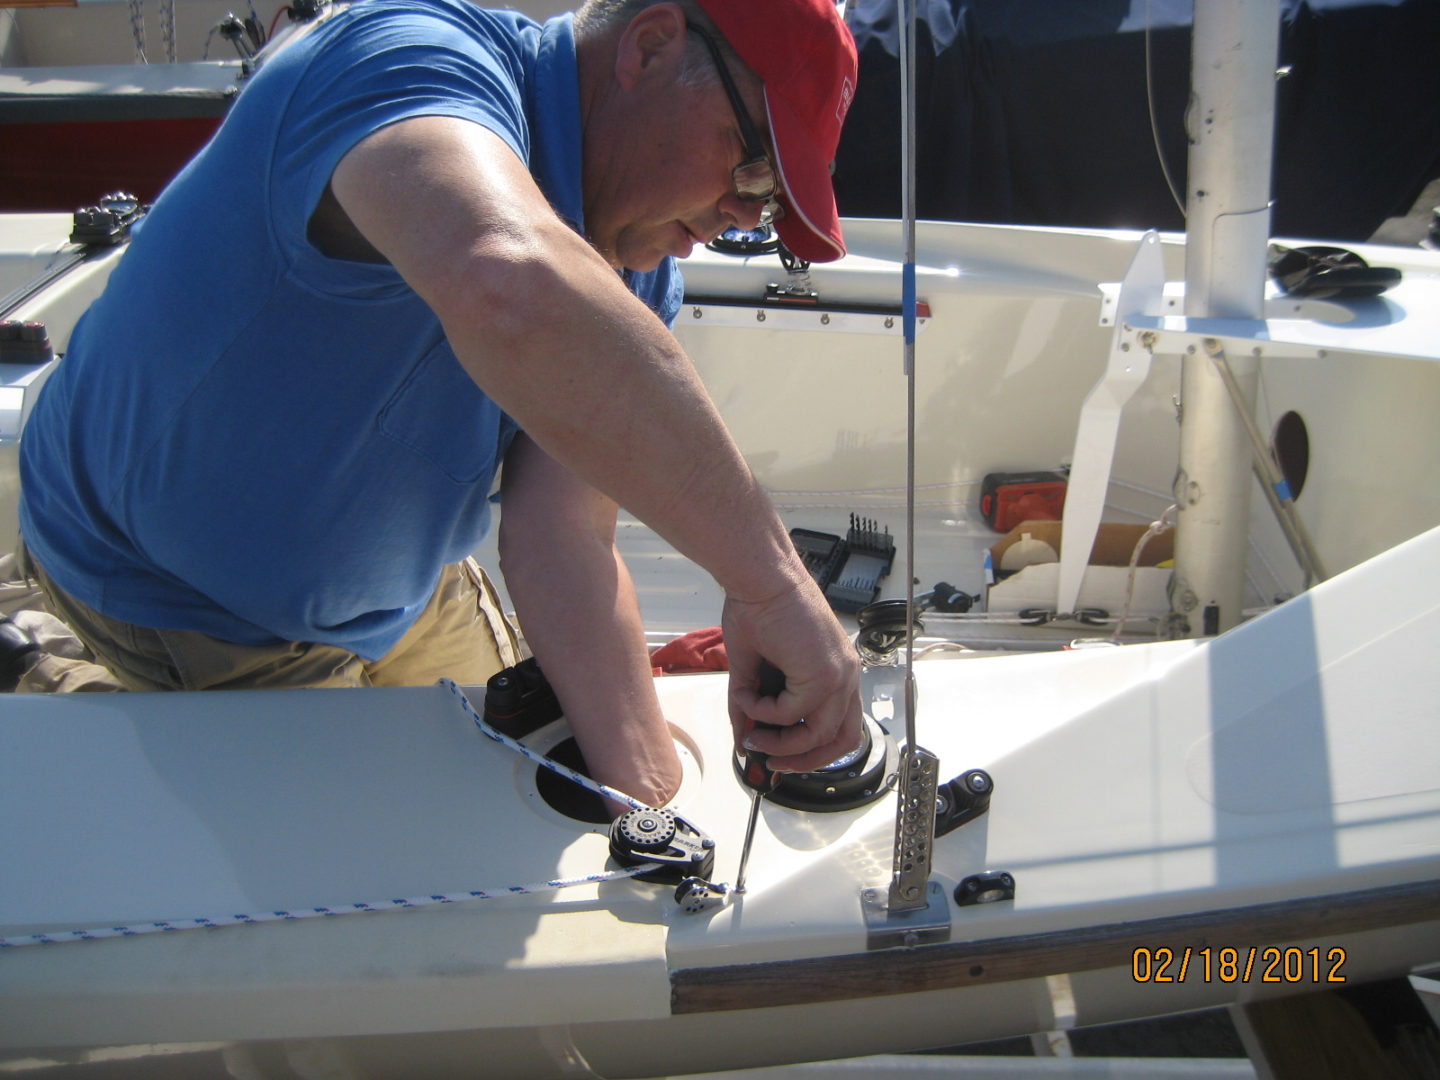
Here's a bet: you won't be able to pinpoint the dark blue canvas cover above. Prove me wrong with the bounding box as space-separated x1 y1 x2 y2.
835 0 1440 240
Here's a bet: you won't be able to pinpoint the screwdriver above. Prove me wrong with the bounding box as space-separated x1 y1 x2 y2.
733 660 786 894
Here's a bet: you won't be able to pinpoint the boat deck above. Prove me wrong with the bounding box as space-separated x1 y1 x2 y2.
474 491 1180 655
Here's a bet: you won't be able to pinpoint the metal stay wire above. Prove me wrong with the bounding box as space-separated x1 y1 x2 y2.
900 0 919 751
880 0 944 917
0 679 660 949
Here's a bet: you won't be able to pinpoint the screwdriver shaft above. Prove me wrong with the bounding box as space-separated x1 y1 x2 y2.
733 660 785 895
733 788 764 893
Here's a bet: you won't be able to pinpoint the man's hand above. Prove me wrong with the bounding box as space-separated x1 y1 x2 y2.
722 579 861 775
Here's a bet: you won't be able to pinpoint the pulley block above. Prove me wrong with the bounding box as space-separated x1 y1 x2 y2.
609 807 715 885
673 876 727 915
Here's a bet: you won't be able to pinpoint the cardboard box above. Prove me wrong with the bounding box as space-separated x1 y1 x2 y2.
985 520 1173 617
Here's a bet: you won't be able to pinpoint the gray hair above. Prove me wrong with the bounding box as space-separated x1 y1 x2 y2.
574 0 742 91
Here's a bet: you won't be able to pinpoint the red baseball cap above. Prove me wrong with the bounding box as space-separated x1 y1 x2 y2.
695 0 858 263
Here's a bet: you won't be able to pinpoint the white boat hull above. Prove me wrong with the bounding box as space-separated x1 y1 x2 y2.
1 213 1438 1077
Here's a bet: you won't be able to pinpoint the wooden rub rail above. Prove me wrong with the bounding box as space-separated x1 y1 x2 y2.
670 878 1440 1014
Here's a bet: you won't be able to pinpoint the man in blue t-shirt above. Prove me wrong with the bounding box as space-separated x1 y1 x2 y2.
16 0 862 810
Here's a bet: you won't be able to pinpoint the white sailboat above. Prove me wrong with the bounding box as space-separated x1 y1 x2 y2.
1 0 1437 1076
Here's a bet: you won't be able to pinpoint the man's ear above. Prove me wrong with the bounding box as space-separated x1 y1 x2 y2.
613 2 687 91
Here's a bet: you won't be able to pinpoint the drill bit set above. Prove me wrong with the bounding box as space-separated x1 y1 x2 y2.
789 514 897 613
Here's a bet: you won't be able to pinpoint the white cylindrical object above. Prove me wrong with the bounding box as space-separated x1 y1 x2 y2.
1173 0 1281 636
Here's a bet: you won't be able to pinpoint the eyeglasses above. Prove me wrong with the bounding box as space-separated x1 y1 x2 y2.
685 22 784 226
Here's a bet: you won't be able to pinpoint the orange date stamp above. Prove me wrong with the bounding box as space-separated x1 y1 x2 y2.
1132 945 1347 984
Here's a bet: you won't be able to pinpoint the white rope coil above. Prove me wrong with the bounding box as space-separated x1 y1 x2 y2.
0 679 661 949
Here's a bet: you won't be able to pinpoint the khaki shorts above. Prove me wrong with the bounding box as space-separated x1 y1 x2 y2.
20 550 521 692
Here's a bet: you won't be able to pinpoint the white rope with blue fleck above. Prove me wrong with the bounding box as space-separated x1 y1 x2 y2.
0 679 659 949
439 677 656 813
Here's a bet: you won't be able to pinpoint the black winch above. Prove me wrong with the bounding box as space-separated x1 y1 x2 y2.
733 714 899 813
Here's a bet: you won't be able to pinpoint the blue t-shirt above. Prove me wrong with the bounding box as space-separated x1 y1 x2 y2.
19 0 683 660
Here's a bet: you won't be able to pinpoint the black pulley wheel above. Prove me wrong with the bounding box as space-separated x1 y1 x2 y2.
613 808 677 854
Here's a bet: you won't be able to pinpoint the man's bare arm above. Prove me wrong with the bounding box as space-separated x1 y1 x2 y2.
499 434 681 809
330 116 859 769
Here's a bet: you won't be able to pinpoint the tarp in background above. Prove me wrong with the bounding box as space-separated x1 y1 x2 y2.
834 0 1440 240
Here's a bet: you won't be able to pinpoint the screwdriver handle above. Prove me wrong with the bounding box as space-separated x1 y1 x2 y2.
756 659 786 700
742 660 786 792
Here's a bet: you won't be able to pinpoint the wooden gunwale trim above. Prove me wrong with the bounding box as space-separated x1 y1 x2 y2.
670 877 1440 1015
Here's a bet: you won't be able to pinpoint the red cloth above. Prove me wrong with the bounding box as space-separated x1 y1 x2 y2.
651 626 728 675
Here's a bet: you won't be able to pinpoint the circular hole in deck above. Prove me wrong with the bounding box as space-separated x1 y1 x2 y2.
1272 410 1310 499
535 737 609 824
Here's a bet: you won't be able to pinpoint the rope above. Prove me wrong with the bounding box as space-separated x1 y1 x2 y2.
0 867 655 949
439 678 655 814
0 679 661 950
1110 505 1178 641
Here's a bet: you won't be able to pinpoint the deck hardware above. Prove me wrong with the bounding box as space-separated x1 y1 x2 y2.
854 583 973 665
887 746 944 915
764 281 818 306
934 769 993 838
483 657 561 738
736 715 899 813
681 300 929 336
2 194 148 319
954 871 1016 907
1018 607 1110 628
69 192 145 247
855 599 915 665
0 320 53 365
674 877 727 914
923 582 976 614
706 223 782 258
764 247 817 305
862 880 950 950
609 808 716 886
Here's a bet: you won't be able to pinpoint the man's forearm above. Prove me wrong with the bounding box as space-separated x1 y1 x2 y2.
498 437 682 811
